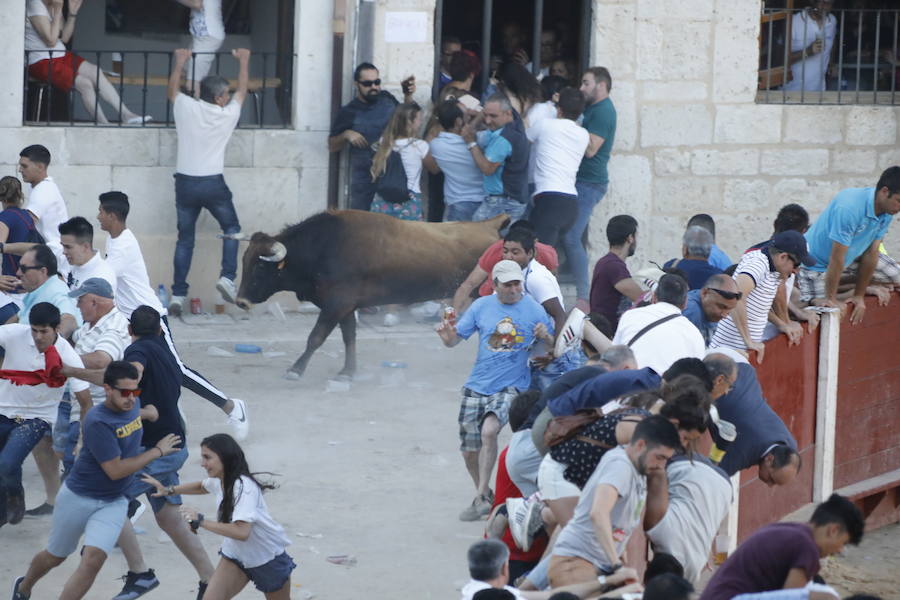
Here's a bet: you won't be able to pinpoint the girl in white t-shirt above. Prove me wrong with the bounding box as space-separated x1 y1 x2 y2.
175 0 226 96
142 434 294 598
369 102 439 222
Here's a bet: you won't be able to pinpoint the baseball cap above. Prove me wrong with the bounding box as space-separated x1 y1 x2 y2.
771 231 815 267
492 260 524 283
68 277 114 299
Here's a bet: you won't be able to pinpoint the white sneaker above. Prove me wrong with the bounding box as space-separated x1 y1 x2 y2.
216 277 238 304
508 495 544 552
169 296 186 316
554 307 586 358
227 398 249 441
383 312 400 327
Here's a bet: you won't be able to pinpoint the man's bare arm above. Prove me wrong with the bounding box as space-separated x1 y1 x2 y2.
584 133 606 159
614 278 645 302
589 483 623 569
168 48 191 102
452 265 488 314
232 48 251 105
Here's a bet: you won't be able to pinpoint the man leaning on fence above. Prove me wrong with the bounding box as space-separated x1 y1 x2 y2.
167 47 250 316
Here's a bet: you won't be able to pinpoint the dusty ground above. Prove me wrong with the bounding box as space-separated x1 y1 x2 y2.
0 306 897 599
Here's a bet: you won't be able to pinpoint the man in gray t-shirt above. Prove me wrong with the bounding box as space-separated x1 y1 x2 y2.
548 415 682 588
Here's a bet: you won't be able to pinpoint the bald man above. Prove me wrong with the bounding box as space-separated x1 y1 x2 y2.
683 274 740 347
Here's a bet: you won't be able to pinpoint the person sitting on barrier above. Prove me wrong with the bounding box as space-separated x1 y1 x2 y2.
797 166 900 324
700 493 865 600
25 0 150 125
706 349 801 487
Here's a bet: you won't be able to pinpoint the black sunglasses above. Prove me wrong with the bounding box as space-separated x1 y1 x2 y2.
357 78 381 87
18 264 44 272
708 287 742 301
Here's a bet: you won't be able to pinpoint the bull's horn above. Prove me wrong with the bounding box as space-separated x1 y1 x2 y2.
260 241 287 262
218 232 252 241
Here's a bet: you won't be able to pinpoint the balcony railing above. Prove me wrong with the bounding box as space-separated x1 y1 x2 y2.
24 50 294 127
758 8 899 105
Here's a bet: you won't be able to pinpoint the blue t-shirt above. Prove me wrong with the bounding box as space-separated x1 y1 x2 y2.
683 288 716 346
548 367 661 417
66 403 143 501
0 207 35 277
21 275 82 327
708 244 733 270
124 335 185 449
477 116 530 203
664 258 723 290
429 132 485 205
712 363 798 476
456 294 552 395
805 187 893 272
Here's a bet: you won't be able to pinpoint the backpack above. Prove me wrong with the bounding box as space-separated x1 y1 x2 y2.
374 150 409 204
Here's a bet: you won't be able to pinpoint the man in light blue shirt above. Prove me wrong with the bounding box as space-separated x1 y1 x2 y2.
17 245 81 336
798 166 900 324
682 274 740 347
429 101 484 221
688 214 732 270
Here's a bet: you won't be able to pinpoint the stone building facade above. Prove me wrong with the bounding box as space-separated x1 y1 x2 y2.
1 0 897 305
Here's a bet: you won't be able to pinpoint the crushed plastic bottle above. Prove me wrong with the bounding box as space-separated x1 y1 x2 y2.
157 284 169 309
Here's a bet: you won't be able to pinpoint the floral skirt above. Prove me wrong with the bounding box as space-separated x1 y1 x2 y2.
370 191 423 221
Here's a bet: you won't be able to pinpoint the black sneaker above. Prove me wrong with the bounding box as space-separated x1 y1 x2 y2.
196 580 207 600
11 576 28 600
7 495 25 525
112 569 160 600
24 502 53 517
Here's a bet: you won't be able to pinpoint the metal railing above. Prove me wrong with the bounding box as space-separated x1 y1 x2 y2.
24 50 294 127
758 8 899 105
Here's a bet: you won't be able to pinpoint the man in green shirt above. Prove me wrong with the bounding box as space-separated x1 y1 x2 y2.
563 66 617 310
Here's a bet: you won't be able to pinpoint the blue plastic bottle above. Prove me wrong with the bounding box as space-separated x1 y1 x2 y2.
157 284 169 308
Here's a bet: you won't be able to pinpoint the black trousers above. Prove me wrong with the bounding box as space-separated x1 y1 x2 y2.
530 192 579 247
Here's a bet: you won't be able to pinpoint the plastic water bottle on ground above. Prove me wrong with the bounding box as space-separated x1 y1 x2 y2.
379 361 407 386
157 284 169 308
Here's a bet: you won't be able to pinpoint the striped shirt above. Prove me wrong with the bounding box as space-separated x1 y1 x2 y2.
710 250 782 350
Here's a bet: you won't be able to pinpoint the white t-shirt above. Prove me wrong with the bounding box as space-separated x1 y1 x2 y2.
25 0 67 65
525 101 559 183
646 457 733 585
393 138 430 194
70 308 131 418
202 476 291 568
612 302 706 376
460 580 526 600
189 0 225 40
69 251 118 297
173 93 241 177
527 117 589 196
25 176 70 276
104 229 165 318
523 259 564 308
783 10 837 93
711 250 783 351
0 324 88 424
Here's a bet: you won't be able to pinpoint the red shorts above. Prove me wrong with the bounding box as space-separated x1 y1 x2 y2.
28 52 85 93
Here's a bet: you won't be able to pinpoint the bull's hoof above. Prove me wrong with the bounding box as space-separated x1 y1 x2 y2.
284 370 302 381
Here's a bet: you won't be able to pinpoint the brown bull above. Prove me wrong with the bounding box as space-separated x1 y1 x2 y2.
234 210 508 379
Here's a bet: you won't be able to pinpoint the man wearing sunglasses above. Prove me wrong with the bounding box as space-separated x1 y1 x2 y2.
711 231 815 363
682 274 741 347
329 62 416 211
11 361 180 600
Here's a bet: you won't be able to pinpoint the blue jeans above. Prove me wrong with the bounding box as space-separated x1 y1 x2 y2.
52 398 80 476
0 415 51 521
125 446 189 513
472 195 527 223
173 173 241 297
443 201 481 222
564 181 608 300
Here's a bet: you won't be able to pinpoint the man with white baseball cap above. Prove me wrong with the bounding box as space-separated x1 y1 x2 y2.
437 260 555 521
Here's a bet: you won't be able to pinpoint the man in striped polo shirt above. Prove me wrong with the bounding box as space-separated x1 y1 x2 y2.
710 231 814 363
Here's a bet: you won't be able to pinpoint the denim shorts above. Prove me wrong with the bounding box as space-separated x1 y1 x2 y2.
220 550 296 593
47 483 128 558
124 447 189 513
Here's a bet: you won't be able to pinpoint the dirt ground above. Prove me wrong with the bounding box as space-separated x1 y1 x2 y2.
0 307 897 599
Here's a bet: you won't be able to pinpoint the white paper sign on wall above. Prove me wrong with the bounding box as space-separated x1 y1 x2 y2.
384 11 428 44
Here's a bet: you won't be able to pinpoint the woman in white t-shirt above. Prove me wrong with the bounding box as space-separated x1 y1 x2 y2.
369 102 439 221
25 0 149 124
142 434 294 598
175 0 226 96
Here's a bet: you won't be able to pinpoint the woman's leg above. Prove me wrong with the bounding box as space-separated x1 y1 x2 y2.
264 578 292 600
76 60 140 122
203 557 249 600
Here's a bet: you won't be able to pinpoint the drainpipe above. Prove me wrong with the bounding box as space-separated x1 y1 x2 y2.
328 0 347 209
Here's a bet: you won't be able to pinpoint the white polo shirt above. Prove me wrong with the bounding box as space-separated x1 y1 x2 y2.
25 176 70 276
0 324 89 424
70 308 131 419
612 301 706 375
105 229 165 319
173 93 241 177
523 259 564 308
69 251 118 296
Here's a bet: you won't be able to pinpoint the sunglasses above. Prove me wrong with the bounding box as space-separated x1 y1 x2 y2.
708 287 742 301
18 264 43 272
787 254 801 268
114 387 142 397
357 79 381 87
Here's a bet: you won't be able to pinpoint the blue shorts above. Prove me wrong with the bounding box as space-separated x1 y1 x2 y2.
124 446 189 513
220 550 296 593
47 483 127 558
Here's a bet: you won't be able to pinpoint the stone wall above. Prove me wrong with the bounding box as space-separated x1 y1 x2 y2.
590 0 900 273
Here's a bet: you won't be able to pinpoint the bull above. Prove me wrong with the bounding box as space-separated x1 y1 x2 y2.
233 209 508 379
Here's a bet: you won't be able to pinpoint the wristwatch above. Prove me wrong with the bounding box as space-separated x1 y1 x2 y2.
189 513 204 533
466 141 478 150
166 484 176 496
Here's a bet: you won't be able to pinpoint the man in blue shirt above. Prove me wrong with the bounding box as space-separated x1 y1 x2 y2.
12 361 180 600
664 226 723 290
437 260 552 521
682 274 740 347
429 100 485 221
15 244 80 336
461 94 530 222
799 166 900 323
688 214 732 270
